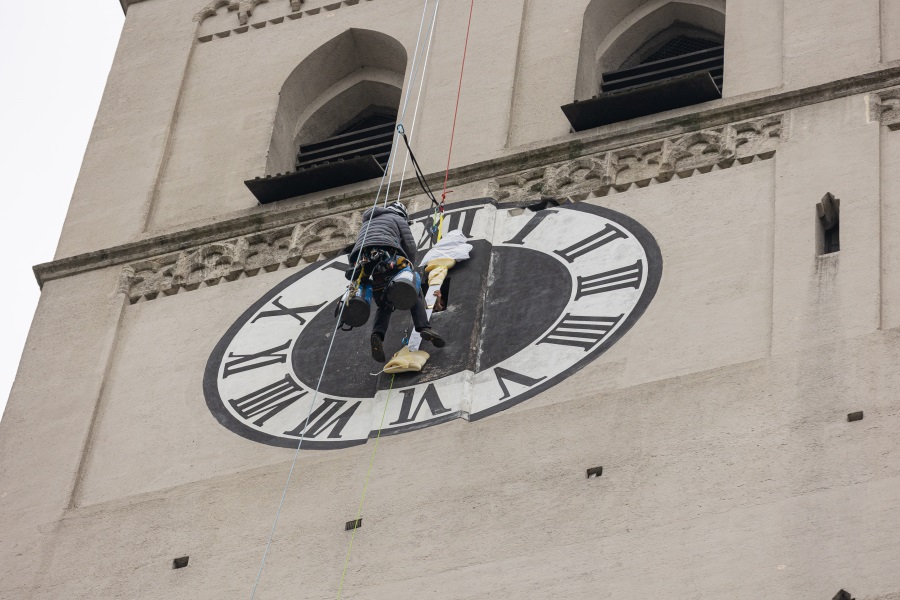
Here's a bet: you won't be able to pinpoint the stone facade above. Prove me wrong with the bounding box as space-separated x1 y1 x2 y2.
5 1 900 600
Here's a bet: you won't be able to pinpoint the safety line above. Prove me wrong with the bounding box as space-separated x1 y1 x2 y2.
440 0 475 204
334 373 397 600
383 0 441 206
400 131 439 207
247 3 439 598
393 0 442 203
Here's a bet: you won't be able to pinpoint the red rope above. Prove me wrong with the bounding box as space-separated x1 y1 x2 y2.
440 0 475 208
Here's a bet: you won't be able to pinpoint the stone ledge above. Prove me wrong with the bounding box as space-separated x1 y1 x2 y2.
118 0 147 14
33 68 900 288
118 114 782 304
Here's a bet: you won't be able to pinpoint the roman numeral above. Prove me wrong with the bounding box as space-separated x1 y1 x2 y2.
389 384 451 425
575 260 643 300
223 340 291 378
554 224 627 263
228 374 307 427
251 297 327 324
504 210 556 245
323 260 351 272
493 367 547 401
537 314 623 351
444 206 484 238
284 398 362 439
416 214 438 250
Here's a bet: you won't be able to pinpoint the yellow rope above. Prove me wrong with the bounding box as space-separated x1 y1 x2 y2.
334 373 397 600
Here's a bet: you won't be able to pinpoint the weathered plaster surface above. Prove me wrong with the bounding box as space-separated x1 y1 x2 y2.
9 3 900 600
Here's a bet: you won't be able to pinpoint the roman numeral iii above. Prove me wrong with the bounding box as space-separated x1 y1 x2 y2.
537 314 623 351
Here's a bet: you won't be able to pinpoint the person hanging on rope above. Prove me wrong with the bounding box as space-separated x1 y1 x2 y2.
347 201 446 363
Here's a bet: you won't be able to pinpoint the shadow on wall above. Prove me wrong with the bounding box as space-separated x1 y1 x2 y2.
574 0 726 101
265 28 408 175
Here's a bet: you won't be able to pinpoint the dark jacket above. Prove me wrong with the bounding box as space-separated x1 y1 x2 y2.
349 207 417 264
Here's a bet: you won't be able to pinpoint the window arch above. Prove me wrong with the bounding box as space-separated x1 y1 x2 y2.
246 29 407 204
565 0 726 131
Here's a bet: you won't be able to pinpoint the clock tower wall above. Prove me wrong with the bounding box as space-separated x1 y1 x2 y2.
7 0 900 599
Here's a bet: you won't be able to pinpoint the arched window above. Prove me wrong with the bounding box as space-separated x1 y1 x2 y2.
245 29 407 204
565 0 725 131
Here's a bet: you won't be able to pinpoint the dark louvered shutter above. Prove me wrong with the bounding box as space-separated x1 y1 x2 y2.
296 113 396 172
601 36 723 94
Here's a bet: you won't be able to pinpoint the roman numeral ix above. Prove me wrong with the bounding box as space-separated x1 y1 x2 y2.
575 260 643 300
554 224 627 263
537 314 623 351
251 297 327 325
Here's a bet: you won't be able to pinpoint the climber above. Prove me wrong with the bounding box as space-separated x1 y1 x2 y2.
347 201 446 363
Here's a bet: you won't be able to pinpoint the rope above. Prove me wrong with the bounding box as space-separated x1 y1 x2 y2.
333 5 477 589
247 3 439 598
393 0 442 203
383 0 441 206
334 373 397 600
399 130 439 207
440 0 475 206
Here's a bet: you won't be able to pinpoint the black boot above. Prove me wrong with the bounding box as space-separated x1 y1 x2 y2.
418 328 446 348
370 333 386 363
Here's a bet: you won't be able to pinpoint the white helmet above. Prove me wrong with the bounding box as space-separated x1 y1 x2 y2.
386 201 409 220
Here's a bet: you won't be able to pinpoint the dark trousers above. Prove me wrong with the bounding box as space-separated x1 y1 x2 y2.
372 291 430 338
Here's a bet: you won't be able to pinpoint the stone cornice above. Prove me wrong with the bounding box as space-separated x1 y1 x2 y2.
118 0 147 14
33 67 900 288
114 114 783 304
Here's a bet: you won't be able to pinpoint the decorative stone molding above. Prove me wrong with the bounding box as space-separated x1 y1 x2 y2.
118 115 783 304
196 0 369 42
40 66 900 291
869 87 900 130
196 0 276 25
120 212 361 304
485 115 784 203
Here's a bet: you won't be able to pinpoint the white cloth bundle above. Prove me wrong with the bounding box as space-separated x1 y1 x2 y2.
418 230 473 266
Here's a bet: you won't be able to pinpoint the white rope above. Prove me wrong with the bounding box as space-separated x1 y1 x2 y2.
383 0 441 206
397 0 433 126
393 0 441 203
247 3 439 598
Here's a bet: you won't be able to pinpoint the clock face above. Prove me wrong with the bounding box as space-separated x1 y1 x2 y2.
204 198 661 449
